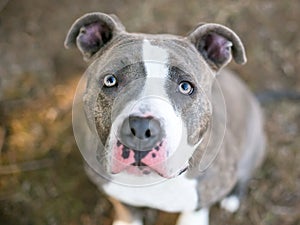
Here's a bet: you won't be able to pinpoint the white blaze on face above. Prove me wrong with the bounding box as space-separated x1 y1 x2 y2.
142 39 169 77
142 39 169 96
139 39 183 162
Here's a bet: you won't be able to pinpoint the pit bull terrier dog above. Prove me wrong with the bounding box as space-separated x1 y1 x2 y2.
65 12 266 225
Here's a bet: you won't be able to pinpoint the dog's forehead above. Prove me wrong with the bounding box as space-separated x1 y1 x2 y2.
94 34 207 77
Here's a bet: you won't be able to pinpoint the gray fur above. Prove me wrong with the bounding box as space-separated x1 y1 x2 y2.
65 12 265 225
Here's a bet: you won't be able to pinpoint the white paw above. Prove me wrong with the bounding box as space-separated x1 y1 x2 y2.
176 208 209 225
220 195 240 213
113 219 143 225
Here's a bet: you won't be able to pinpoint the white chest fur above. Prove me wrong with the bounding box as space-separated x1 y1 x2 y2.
103 173 198 212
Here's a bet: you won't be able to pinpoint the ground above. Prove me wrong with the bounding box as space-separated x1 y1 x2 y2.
0 0 299 225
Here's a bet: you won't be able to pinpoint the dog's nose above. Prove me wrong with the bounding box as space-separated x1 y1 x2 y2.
119 116 163 150
129 116 159 140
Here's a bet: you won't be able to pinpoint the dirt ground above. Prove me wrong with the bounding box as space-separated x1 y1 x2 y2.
0 0 299 225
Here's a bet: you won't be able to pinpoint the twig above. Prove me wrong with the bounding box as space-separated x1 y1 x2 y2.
270 204 299 216
0 127 5 161
0 158 54 175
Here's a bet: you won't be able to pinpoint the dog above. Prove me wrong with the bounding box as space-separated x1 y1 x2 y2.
65 12 266 225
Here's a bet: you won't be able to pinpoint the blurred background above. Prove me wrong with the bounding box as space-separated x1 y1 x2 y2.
0 0 299 224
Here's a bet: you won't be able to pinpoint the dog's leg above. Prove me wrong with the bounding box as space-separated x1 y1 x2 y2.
109 197 143 225
220 195 240 213
176 207 209 225
220 179 248 213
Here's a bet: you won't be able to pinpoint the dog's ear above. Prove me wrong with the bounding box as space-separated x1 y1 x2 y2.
187 23 247 71
64 12 125 61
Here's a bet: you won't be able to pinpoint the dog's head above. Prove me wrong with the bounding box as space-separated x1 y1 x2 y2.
65 12 246 180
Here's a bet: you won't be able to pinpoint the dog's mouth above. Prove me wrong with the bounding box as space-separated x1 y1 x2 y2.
110 139 186 178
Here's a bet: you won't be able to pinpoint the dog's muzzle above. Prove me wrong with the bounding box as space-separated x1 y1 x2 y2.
111 115 168 176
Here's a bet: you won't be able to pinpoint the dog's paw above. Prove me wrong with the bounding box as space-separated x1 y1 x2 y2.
176 208 209 225
220 195 240 213
112 220 143 225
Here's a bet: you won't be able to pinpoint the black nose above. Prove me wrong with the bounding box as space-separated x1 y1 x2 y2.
129 116 156 139
119 116 163 150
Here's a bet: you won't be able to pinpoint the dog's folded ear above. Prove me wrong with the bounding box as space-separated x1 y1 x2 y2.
64 12 125 61
187 23 247 71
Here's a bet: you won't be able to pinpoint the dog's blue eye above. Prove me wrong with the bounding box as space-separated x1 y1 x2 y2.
103 74 117 87
179 81 194 95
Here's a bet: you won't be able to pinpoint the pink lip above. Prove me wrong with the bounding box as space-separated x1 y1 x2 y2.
111 140 169 177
